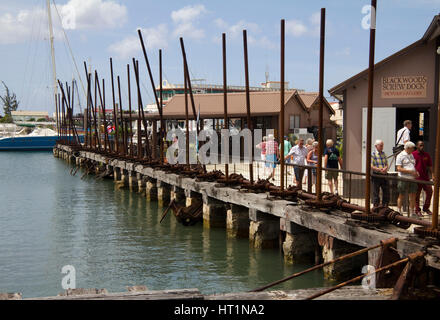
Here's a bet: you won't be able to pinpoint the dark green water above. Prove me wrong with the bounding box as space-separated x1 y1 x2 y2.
0 152 330 298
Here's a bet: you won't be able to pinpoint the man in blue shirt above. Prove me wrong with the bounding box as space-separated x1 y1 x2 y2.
324 139 342 195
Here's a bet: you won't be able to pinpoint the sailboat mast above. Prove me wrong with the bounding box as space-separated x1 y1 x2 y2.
47 0 58 122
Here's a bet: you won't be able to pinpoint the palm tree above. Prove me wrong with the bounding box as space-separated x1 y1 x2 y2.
0 81 19 123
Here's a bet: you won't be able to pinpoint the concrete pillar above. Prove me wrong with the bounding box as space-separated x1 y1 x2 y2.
157 181 171 206
128 171 138 190
137 174 146 193
202 196 227 228
249 209 279 249
318 232 368 281
185 189 202 207
226 204 249 238
281 220 318 264
146 179 158 201
117 169 129 189
113 167 121 181
171 186 186 206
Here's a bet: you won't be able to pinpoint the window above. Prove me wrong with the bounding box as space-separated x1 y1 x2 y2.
289 115 300 129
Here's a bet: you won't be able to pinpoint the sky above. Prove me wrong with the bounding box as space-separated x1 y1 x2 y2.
0 0 439 114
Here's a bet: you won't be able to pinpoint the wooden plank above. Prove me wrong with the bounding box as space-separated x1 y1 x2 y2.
29 288 203 300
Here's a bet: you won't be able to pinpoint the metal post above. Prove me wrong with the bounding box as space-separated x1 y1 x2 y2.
117 76 126 156
132 59 143 160
280 19 285 191
223 33 229 181
432 102 440 230
127 64 134 157
365 0 377 215
243 30 254 184
316 8 326 201
159 49 164 164
110 58 119 154
184 64 190 168
96 72 109 152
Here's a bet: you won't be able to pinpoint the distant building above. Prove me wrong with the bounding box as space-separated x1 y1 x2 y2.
145 79 303 113
329 101 343 127
143 90 336 139
11 111 49 122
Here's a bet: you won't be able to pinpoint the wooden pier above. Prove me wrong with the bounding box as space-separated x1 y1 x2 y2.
0 286 393 300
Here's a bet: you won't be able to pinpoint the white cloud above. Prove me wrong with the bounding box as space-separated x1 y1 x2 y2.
60 0 127 30
336 47 351 56
109 24 168 59
0 0 127 44
171 5 207 40
285 20 308 37
213 18 275 49
216 19 260 38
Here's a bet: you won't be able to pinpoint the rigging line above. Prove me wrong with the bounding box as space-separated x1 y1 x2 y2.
20 0 40 105
25 7 45 109
52 0 87 100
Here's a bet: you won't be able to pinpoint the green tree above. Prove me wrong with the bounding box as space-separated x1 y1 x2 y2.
0 81 19 121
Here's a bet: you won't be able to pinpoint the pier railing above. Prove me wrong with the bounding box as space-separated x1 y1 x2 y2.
206 157 434 217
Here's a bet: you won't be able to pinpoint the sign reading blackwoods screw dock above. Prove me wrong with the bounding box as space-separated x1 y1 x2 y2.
381 75 428 98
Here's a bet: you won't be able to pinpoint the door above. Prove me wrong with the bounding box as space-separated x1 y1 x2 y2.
362 107 396 172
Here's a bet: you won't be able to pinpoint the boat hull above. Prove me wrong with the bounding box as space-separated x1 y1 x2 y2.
0 136 83 151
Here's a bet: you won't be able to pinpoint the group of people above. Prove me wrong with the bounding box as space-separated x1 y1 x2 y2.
256 134 342 194
372 120 433 217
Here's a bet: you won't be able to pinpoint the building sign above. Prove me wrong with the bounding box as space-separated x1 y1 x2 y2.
381 75 427 98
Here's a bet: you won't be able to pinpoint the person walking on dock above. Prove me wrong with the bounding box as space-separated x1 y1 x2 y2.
413 140 433 216
265 134 278 181
396 141 419 217
306 141 319 188
285 138 308 188
371 140 390 208
324 139 342 195
256 136 267 174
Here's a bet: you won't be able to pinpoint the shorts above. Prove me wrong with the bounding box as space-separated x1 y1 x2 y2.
397 180 418 194
294 167 305 181
265 154 277 168
325 170 339 180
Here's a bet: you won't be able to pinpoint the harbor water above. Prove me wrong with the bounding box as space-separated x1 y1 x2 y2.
0 151 331 298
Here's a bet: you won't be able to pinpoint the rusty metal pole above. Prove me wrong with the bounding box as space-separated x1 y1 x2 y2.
432 101 440 230
184 64 190 168
159 49 164 163
316 8 326 201
96 72 109 152
102 78 110 152
280 20 285 191
243 30 254 184
110 58 119 154
365 0 377 215
222 33 229 181
117 76 127 156
127 64 134 157
132 59 143 160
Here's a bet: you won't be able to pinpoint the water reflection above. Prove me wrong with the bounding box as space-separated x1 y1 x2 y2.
0 152 328 298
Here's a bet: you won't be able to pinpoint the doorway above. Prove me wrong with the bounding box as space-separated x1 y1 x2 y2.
395 107 430 153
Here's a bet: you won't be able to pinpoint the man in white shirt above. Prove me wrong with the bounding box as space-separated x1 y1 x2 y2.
285 138 308 188
396 120 412 146
396 141 419 217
